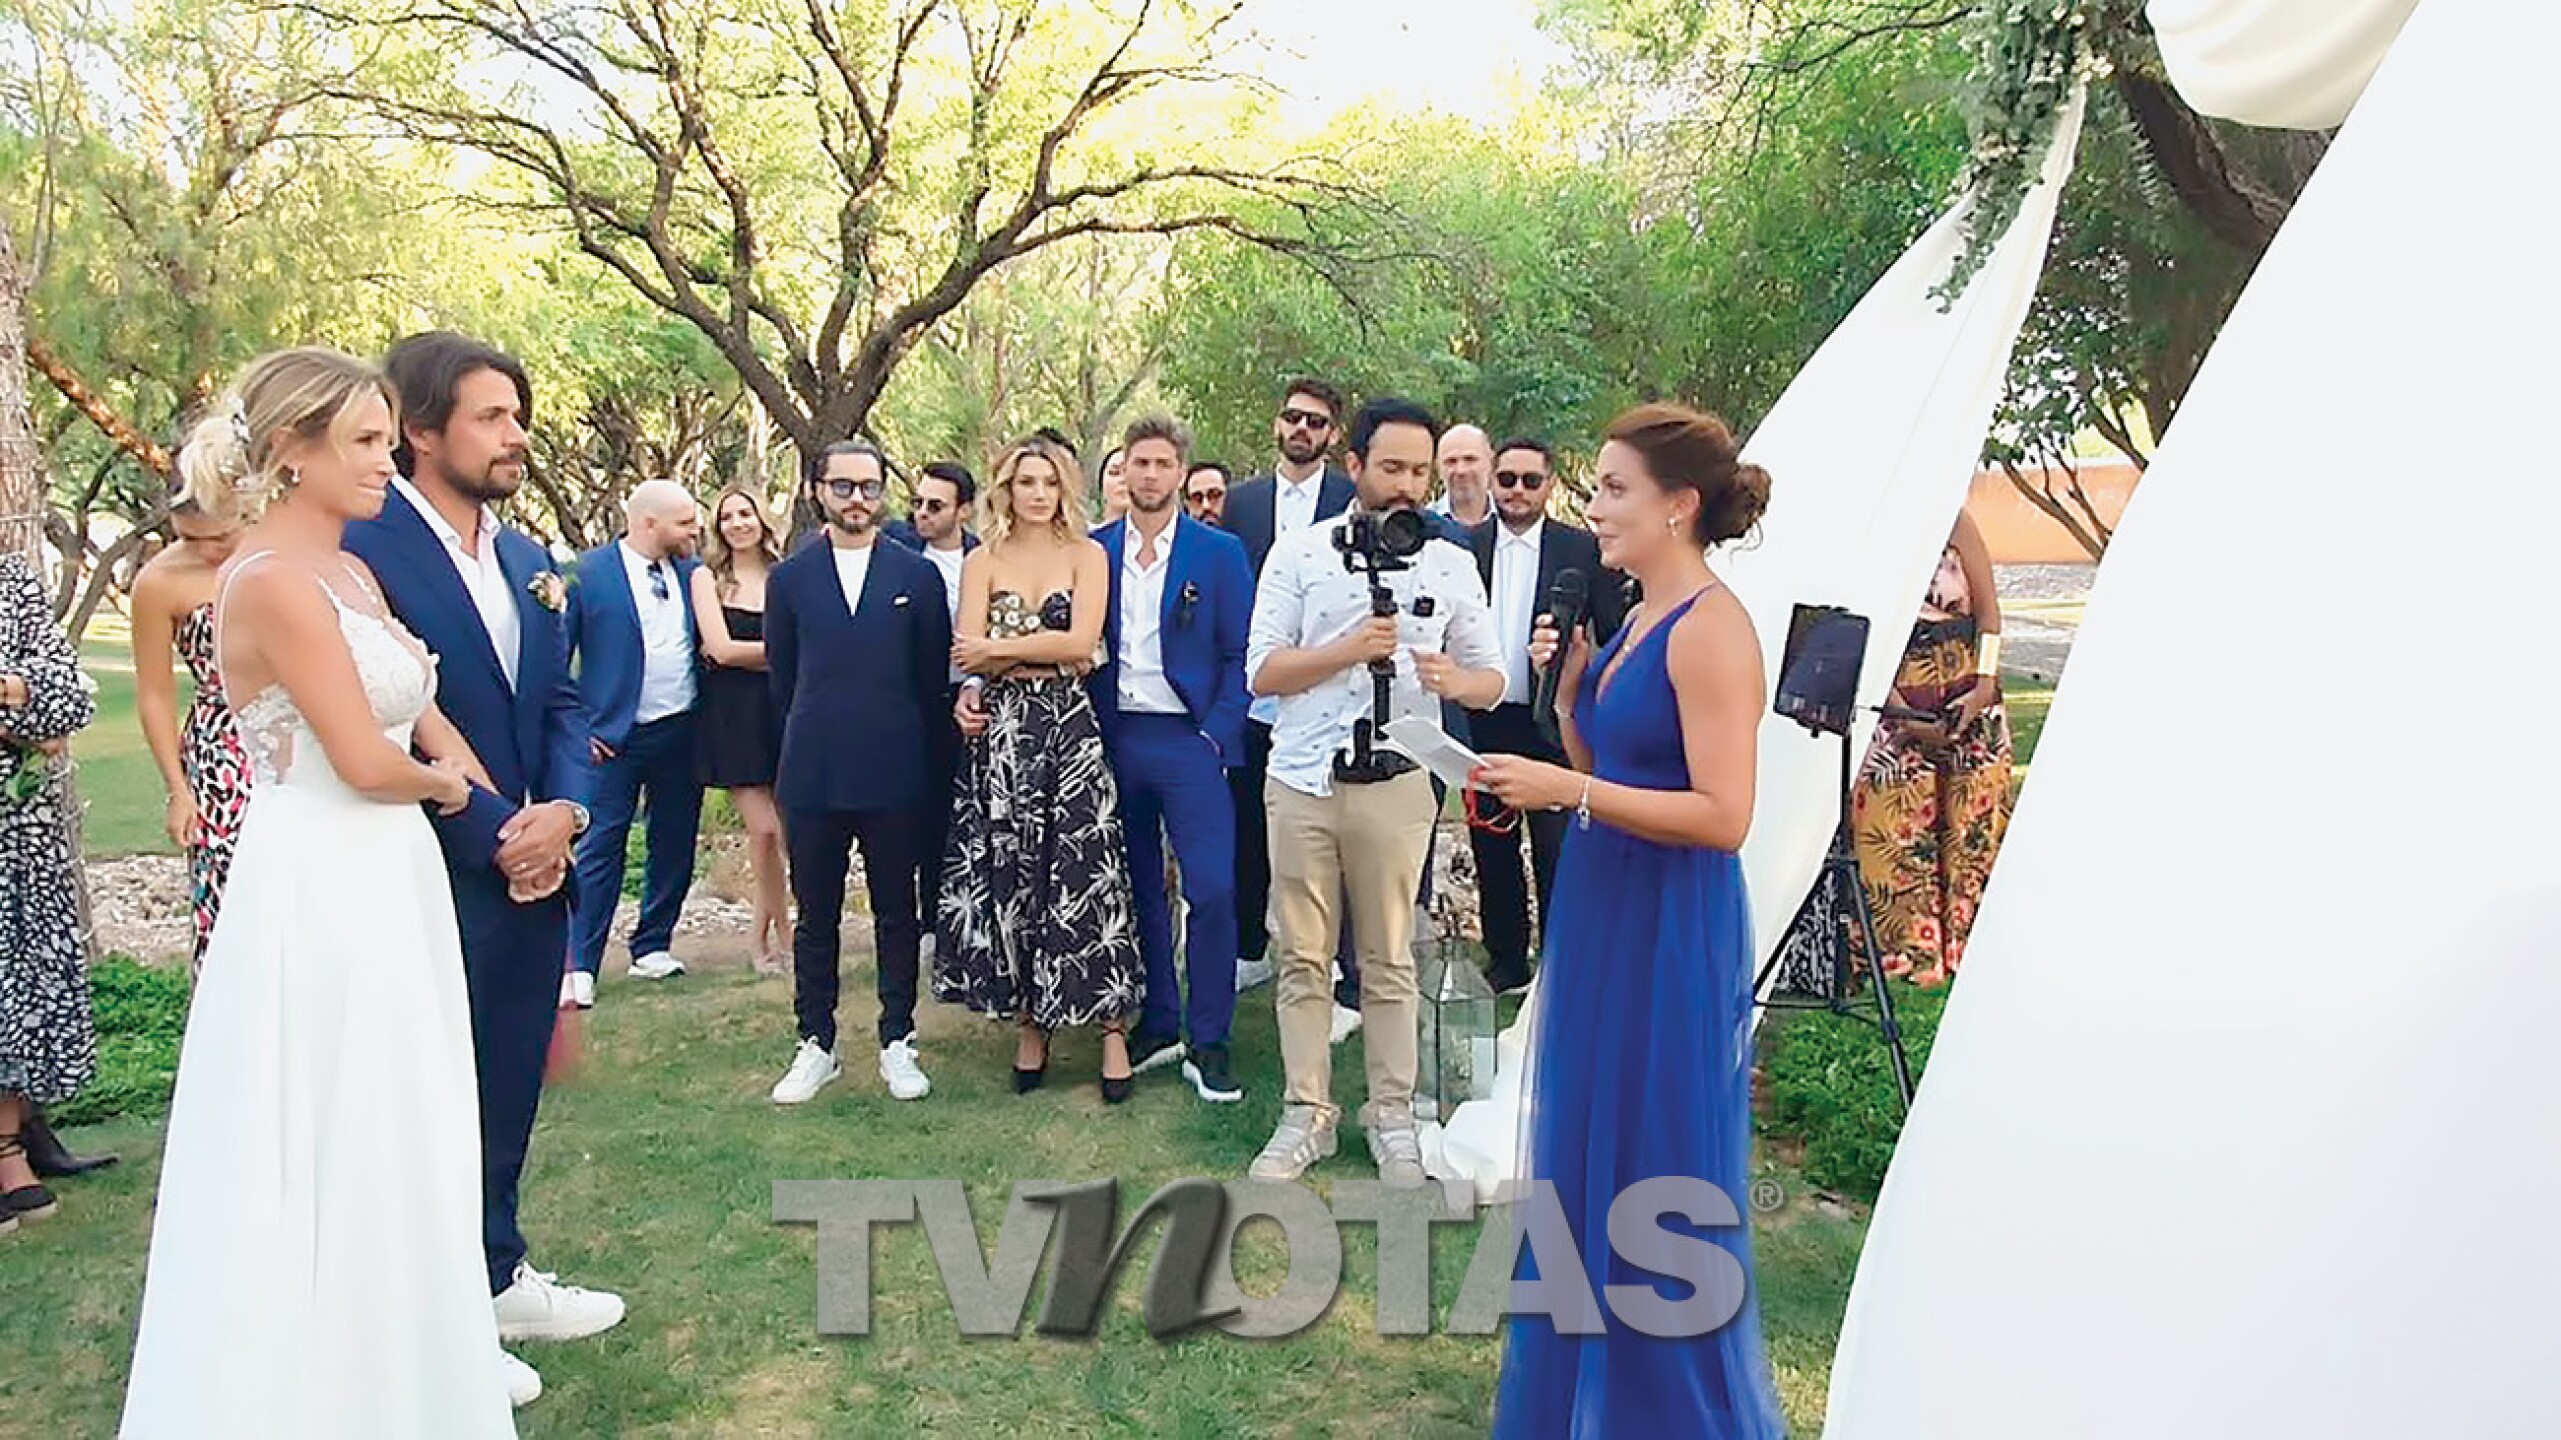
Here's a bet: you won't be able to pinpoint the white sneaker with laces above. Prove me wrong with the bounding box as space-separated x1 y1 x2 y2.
1365 1105 1427 1189
771 1038 841 1105
560 971 595 1010
500 1351 543 1408
493 1260 626 1342
1248 1103 1340 1182
1234 957 1274 992
628 950 685 980
879 1036 931 1100
1329 1002 1364 1045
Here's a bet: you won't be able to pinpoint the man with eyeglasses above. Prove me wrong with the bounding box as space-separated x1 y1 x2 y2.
1183 461 1230 525
1462 438 1628 995
564 479 707 1005
1428 423 1495 527
1218 378 1355 998
762 440 951 1108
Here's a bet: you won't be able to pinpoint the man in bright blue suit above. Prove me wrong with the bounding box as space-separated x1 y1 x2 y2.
345 332 623 1404
1084 416 1254 1103
563 480 706 1002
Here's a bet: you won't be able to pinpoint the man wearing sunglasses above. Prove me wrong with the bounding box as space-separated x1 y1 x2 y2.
1218 379 1355 999
762 440 952 1108
1183 462 1230 526
886 459 979 942
564 479 707 1003
1462 438 1628 995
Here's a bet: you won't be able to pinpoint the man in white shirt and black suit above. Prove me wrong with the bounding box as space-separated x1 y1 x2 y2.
1463 437 1628 995
885 459 979 937
1217 378 1353 993
1243 396 1507 1188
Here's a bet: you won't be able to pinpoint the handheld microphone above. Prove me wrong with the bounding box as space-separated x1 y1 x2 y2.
1532 568 1589 744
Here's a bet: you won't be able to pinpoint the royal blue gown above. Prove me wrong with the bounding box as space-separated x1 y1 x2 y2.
1493 587 1786 1438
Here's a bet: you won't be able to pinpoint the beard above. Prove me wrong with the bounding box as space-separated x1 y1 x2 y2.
440 451 525 505
1278 433 1324 466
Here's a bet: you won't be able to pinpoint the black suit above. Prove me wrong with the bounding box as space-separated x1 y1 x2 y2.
1217 466 1355 967
1465 516 1629 983
765 535 953 1051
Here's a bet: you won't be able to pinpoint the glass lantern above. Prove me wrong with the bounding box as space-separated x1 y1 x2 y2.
1415 935 1498 1122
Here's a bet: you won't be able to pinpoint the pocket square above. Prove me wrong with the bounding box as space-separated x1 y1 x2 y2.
893 594 912 607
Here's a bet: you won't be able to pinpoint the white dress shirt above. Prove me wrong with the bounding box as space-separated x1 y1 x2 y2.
925 542 967 683
1246 515 1503 798
619 539 697 723
1116 518 1186 716
393 477 520 689
830 541 876 619
1491 518 1545 704
1251 469 1335 729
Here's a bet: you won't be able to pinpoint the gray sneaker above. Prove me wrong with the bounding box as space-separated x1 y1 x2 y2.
1365 1105 1427 1189
1248 1104 1339 1181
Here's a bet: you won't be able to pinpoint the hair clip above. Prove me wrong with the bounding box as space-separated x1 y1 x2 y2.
226 404 253 452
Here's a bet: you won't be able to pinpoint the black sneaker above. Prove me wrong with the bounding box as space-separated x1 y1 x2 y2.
1129 1030 1186 1076
1483 961 1532 997
1182 1043 1243 1103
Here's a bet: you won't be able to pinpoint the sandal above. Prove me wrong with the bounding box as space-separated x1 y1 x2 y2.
1014 1020 1051 1094
1099 1023 1134 1106
0 1136 58 1222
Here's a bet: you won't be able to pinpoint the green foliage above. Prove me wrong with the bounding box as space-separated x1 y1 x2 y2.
1757 982 1949 1202
53 955 190 1127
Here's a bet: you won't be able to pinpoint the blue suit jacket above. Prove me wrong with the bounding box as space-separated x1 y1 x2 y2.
1220 466 1354 583
343 487 595 877
764 537 953 813
1088 515 1254 765
564 541 701 750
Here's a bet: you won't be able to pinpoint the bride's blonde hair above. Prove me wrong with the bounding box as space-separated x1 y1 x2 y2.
177 348 399 523
982 437 1086 548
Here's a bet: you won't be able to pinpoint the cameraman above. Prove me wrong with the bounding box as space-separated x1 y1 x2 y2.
1243 397 1506 1187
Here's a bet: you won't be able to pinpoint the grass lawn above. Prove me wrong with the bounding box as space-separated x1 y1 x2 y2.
4 963 1871 1435
68 625 181 859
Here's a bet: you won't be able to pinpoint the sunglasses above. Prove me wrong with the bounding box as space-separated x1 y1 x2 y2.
916 498 953 514
822 478 885 501
1187 488 1226 502
1277 408 1334 431
1494 470 1549 489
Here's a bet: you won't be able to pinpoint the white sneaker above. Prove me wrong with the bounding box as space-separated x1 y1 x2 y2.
628 950 685 980
879 1036 931 1100
1329 1002 1364 1045
1234 957 1274 992
560 971 595 1010
500 1350 542 1408
1247 1104 1339 1182
493 1261 626 1342
771 1038 841 1105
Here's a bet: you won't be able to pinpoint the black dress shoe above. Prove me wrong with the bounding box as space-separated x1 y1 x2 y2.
23 1108 115 1179
1482 962 1533 998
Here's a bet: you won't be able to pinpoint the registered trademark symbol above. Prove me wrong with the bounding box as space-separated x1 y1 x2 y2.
1748 1178 1785 1214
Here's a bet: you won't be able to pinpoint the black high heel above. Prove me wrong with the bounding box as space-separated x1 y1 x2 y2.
0 1136 58 1221
1099 1024 1134 1106
1014 1022 1050 1094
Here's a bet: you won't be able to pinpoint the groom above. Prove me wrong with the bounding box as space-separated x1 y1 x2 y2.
345 332 625 1401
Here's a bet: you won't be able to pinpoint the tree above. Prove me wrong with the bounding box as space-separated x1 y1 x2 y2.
316 0 1360 477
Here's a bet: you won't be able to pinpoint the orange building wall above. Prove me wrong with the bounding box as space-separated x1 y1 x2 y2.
1964 459 2140 564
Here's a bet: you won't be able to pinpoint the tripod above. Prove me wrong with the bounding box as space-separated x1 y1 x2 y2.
1751 709 1918 1109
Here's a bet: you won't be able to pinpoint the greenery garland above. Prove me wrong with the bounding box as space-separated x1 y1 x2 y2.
1936 0 2114 302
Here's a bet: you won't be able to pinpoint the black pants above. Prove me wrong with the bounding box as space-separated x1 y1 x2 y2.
1231 718 1277 963
917 684 964 933
1467 703 1569 977
786 805 923 1052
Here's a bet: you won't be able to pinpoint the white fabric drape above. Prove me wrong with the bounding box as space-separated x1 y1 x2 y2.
1823 3 2561 1434
2148 0 2419 128
1725 86 2085 985
1417 88 2086 1202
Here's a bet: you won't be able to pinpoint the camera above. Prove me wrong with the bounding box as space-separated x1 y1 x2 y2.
1333 506 1429 574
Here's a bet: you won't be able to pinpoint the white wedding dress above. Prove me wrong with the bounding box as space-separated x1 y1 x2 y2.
121 555 513 1438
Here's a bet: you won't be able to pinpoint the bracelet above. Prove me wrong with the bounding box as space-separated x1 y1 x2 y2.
1573 775 1593 831
1973 632 2003 678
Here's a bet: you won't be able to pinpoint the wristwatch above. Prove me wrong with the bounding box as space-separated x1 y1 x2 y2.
561 800 591 836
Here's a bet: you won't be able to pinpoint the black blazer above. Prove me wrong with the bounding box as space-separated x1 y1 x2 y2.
1220 466 1354 582
881 519 980 555
1466 516 1631 654
764 538 953 813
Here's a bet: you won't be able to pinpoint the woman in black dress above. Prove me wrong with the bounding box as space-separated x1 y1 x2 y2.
689 486 790 974
938 438 1144 1101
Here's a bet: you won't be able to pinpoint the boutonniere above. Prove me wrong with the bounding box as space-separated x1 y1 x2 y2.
1175 581 1201 626
527 571 569 613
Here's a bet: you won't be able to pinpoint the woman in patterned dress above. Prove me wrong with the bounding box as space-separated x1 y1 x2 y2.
131 488 249 973
939 437 1144 1102
0 547 101 1234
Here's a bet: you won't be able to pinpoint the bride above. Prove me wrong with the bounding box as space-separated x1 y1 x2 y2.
121 347 526 1435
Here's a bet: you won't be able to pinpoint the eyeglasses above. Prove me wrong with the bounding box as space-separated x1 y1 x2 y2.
1277 408 1333 431
823 478 885 501
1494 470 1549 490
